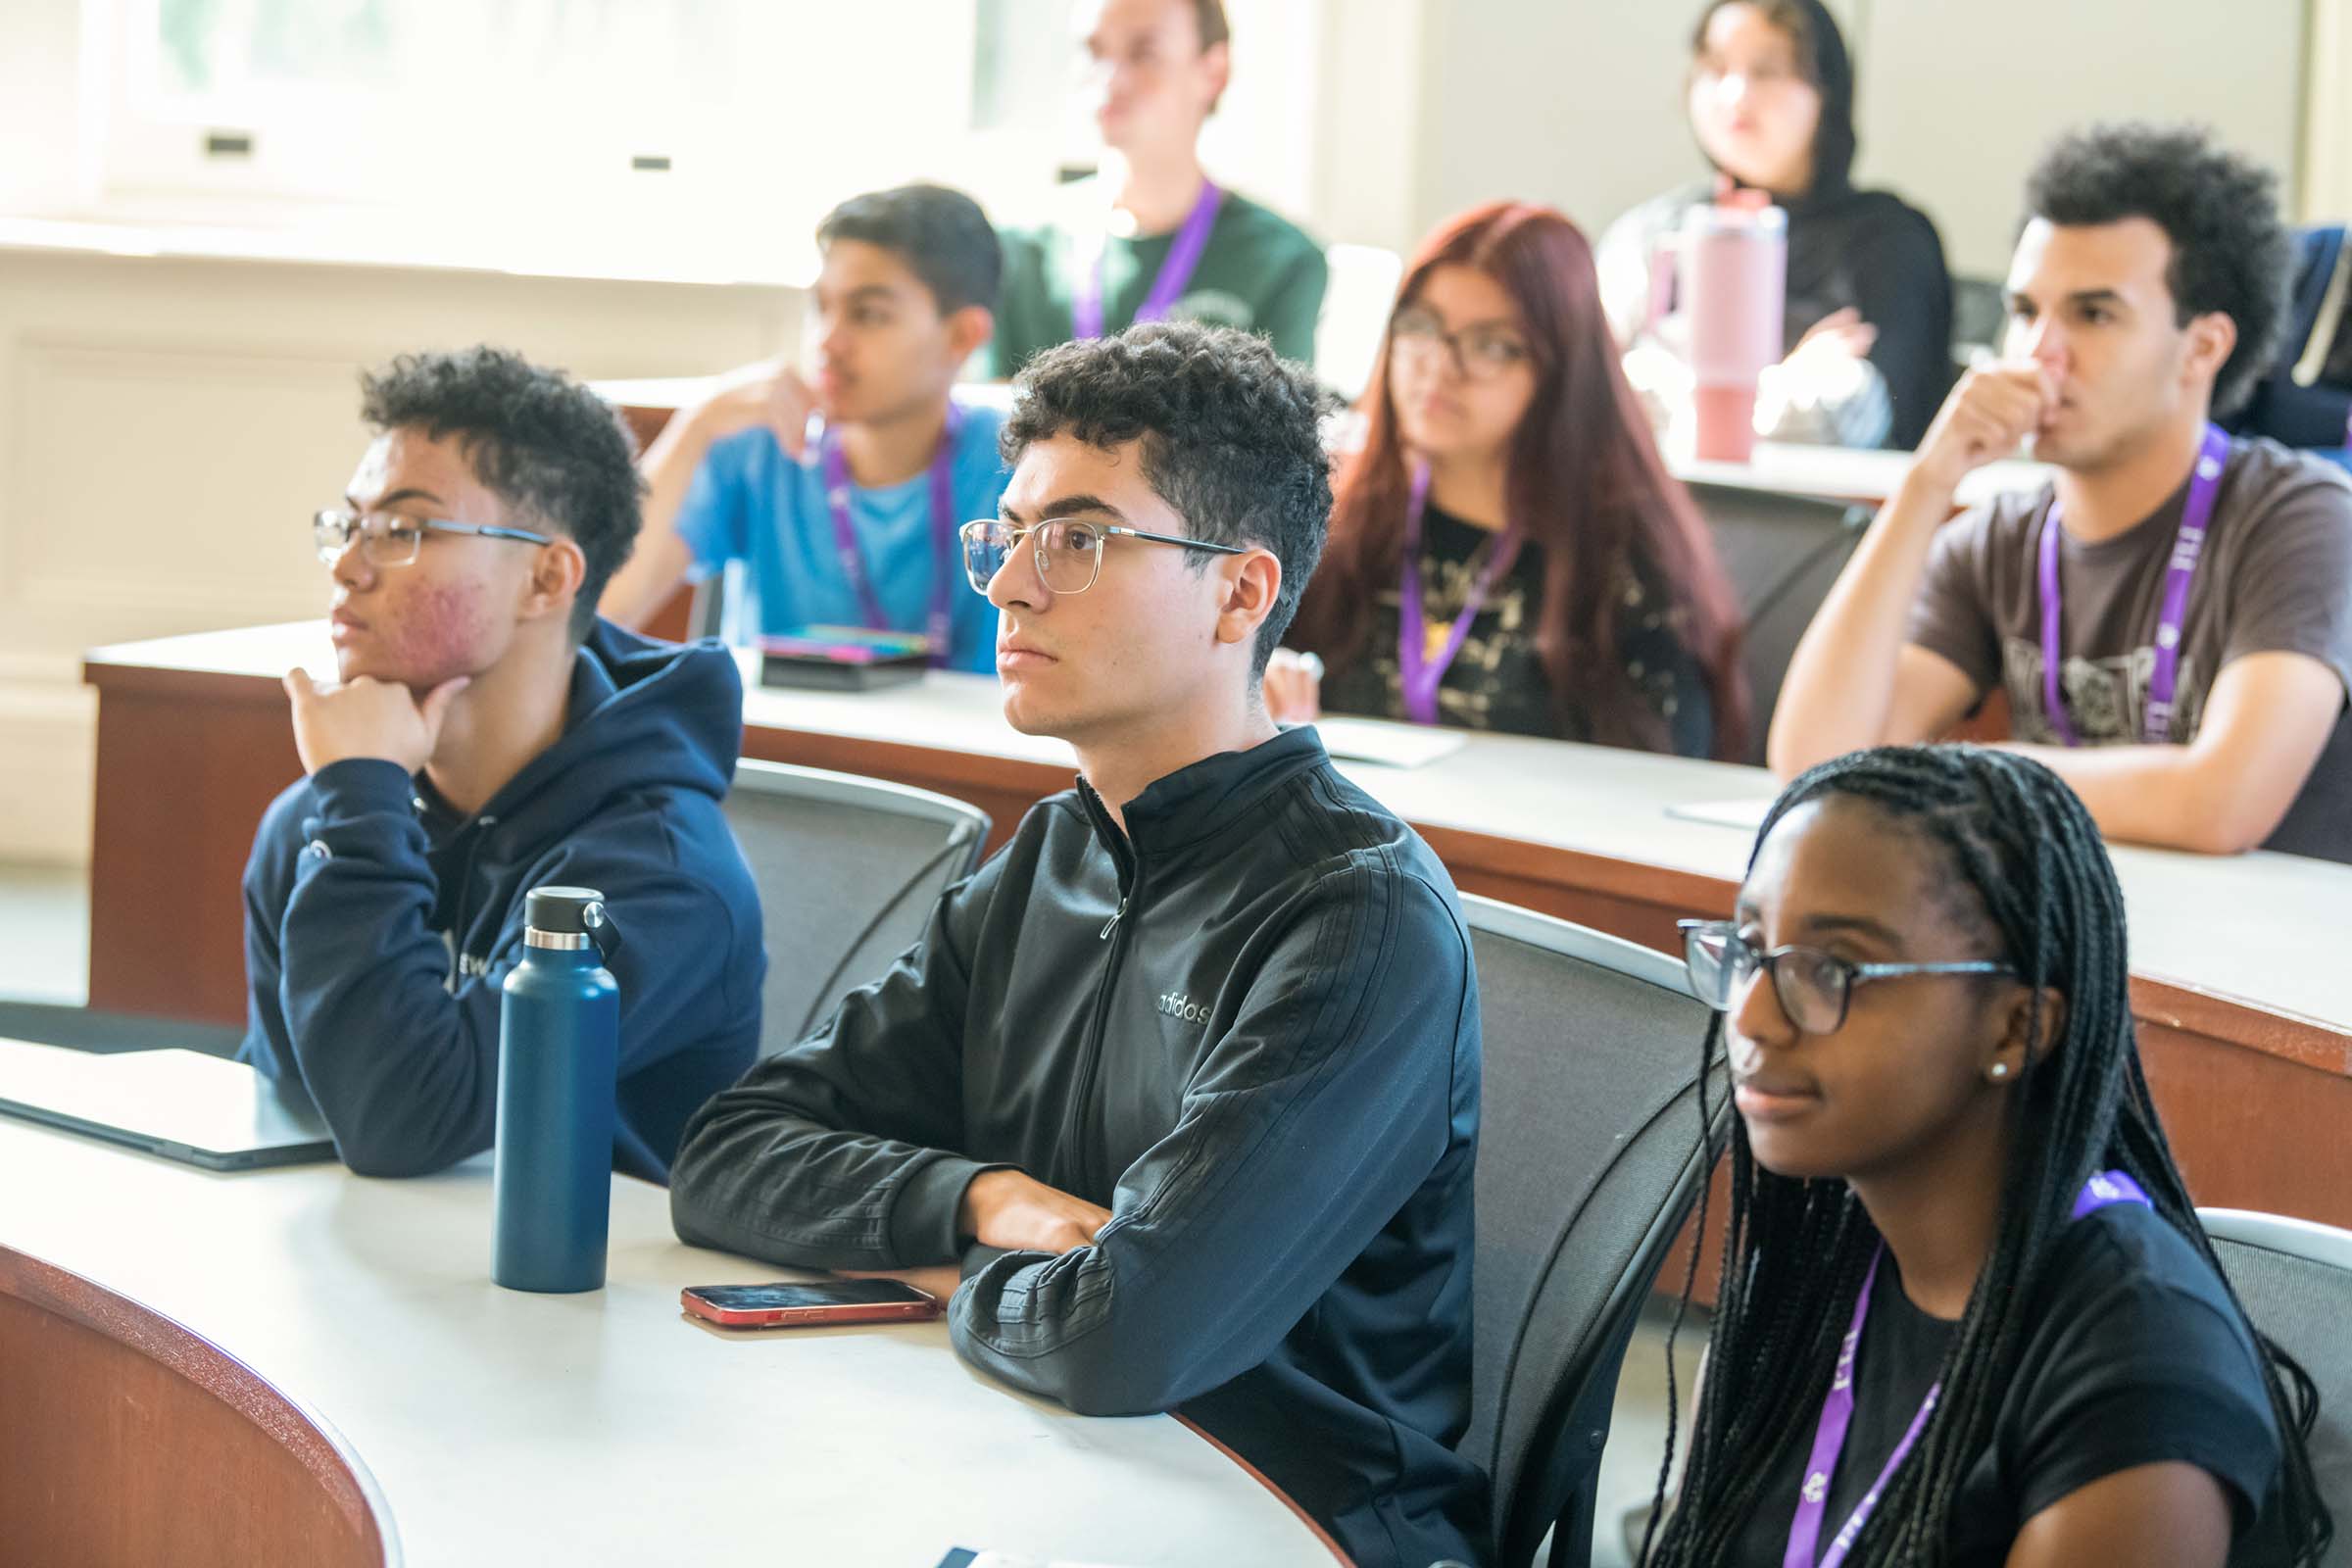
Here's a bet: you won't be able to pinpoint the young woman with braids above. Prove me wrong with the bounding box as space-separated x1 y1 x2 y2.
1644 744 2329 1567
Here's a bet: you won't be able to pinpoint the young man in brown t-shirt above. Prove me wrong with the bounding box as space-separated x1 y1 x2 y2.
1771 123 2352 861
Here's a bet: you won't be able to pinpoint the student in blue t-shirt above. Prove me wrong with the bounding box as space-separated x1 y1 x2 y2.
601 184 1010 672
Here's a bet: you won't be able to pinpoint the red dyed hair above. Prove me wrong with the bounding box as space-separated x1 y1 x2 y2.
1289 201 1750 758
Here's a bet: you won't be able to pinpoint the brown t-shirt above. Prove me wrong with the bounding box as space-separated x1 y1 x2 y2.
1908 436 2352 863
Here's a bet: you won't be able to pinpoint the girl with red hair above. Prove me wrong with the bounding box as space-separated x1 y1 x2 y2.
1276 201 1749 759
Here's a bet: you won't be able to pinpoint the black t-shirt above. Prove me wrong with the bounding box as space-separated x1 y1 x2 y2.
1316 503 1717 755
1730 1203 2282 1568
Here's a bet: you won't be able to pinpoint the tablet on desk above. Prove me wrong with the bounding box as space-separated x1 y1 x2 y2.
0 1038 335 1170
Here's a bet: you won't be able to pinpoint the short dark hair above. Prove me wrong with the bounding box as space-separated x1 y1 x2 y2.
1002 322 1336 675
816 183 1003 316
359 345 643 641
1193 0 1230 49
2024 122 2291 416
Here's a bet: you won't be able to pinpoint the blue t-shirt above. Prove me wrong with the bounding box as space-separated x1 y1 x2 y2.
674 399 1008 673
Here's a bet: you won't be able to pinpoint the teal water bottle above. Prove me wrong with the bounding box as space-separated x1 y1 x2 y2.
493 886 618 1293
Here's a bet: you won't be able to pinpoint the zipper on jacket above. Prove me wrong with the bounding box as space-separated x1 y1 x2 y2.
1065 779 1143 1195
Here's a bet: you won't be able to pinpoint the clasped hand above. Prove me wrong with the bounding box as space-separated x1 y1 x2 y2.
283 669 469 776
838 1169 1110 1306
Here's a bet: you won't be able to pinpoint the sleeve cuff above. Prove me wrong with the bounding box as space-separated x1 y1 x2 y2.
307 758 420 819
886 1155 998 1264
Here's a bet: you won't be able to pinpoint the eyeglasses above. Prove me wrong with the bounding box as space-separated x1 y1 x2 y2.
957 517 1248 596
1389 305 1533 382
1678 918 2017 1035
313 509 555 568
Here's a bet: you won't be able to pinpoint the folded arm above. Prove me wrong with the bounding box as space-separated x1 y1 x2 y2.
948 869 1476 1417
668 867 996 1268
2003 650 2344 854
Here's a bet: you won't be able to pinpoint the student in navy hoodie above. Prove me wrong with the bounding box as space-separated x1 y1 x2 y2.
240 345 764 1182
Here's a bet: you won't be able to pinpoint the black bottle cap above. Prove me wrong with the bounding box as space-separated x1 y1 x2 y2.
524 886 606 935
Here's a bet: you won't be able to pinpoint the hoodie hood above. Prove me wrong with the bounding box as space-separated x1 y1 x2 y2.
472 619 743 846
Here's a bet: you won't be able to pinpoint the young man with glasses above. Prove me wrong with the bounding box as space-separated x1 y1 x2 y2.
670 323 1487 1568
1770 124 2352 861
239 346 763 1180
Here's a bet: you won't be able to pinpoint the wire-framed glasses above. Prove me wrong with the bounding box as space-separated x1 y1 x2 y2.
1389 304 1532 382
313 509 555 568
1678 918 2017 1034
957 517 1247 596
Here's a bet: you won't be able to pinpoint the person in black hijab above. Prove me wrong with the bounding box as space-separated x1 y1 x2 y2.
1598 0 1954 450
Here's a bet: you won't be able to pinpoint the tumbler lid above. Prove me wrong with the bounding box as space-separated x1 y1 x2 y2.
524 886 606 936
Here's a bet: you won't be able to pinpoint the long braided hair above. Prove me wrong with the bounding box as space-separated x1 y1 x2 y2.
1639 744 2331 1566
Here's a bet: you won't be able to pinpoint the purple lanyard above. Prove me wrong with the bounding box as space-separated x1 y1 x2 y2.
1784 1170 2151 1568
2036 424 2230 747
1072 181 1223 339
1396 462 1525 726
818 404 963 667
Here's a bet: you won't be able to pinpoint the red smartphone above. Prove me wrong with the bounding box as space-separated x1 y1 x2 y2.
679 1279 941 1329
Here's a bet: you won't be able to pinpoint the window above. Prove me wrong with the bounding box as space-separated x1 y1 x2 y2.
76 0 1323 277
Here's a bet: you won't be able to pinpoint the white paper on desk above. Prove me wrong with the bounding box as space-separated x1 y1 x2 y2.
1298 716 1467 769
1664 798 1774 832
960 1554 1141 1568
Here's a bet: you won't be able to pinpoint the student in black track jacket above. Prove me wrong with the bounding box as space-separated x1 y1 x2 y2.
670 321 1487 1568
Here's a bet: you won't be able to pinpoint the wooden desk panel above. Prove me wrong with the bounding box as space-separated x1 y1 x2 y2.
0 1246 391 1568
88 668 302 1026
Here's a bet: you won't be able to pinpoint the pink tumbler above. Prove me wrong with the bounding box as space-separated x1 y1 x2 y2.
1681 202 1787 463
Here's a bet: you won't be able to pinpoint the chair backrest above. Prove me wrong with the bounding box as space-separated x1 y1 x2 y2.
2199 1207 2352 1567
722 760 991 1055
1459 895 1722 1568
1687 481 1867 762
1316 241 1406 402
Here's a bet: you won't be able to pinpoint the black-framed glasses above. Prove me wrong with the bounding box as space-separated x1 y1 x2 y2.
958 517 1248 596
1389 305 1532 382
1678 918 2017 1035
313 509 555 569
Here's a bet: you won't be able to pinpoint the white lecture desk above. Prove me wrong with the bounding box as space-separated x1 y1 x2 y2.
0 1103 1340 1566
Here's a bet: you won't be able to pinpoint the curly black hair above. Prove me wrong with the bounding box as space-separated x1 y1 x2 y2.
359 345 643 641
1001 321 1337 674
2025 122 2292 416
817 184 1003 316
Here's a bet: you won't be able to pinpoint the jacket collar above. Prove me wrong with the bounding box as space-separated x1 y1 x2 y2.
1080 725 1332 860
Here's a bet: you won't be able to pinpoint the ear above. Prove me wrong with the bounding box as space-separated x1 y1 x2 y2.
1985 982 2067 1086
520 535 588 628
945 304 996 366
1200 39 1232 116
2182 310 2236 392
1212 547 1282 654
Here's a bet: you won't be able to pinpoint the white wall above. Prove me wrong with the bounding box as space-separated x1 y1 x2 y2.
1401 0 2308 281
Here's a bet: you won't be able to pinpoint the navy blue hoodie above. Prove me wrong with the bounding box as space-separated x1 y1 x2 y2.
240 621 763 1181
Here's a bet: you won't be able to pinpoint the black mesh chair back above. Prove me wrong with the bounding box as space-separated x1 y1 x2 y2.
722 760 989 1055
1459 895 1724 1568
2201 1207 2352 1567
1687 481 1867 762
